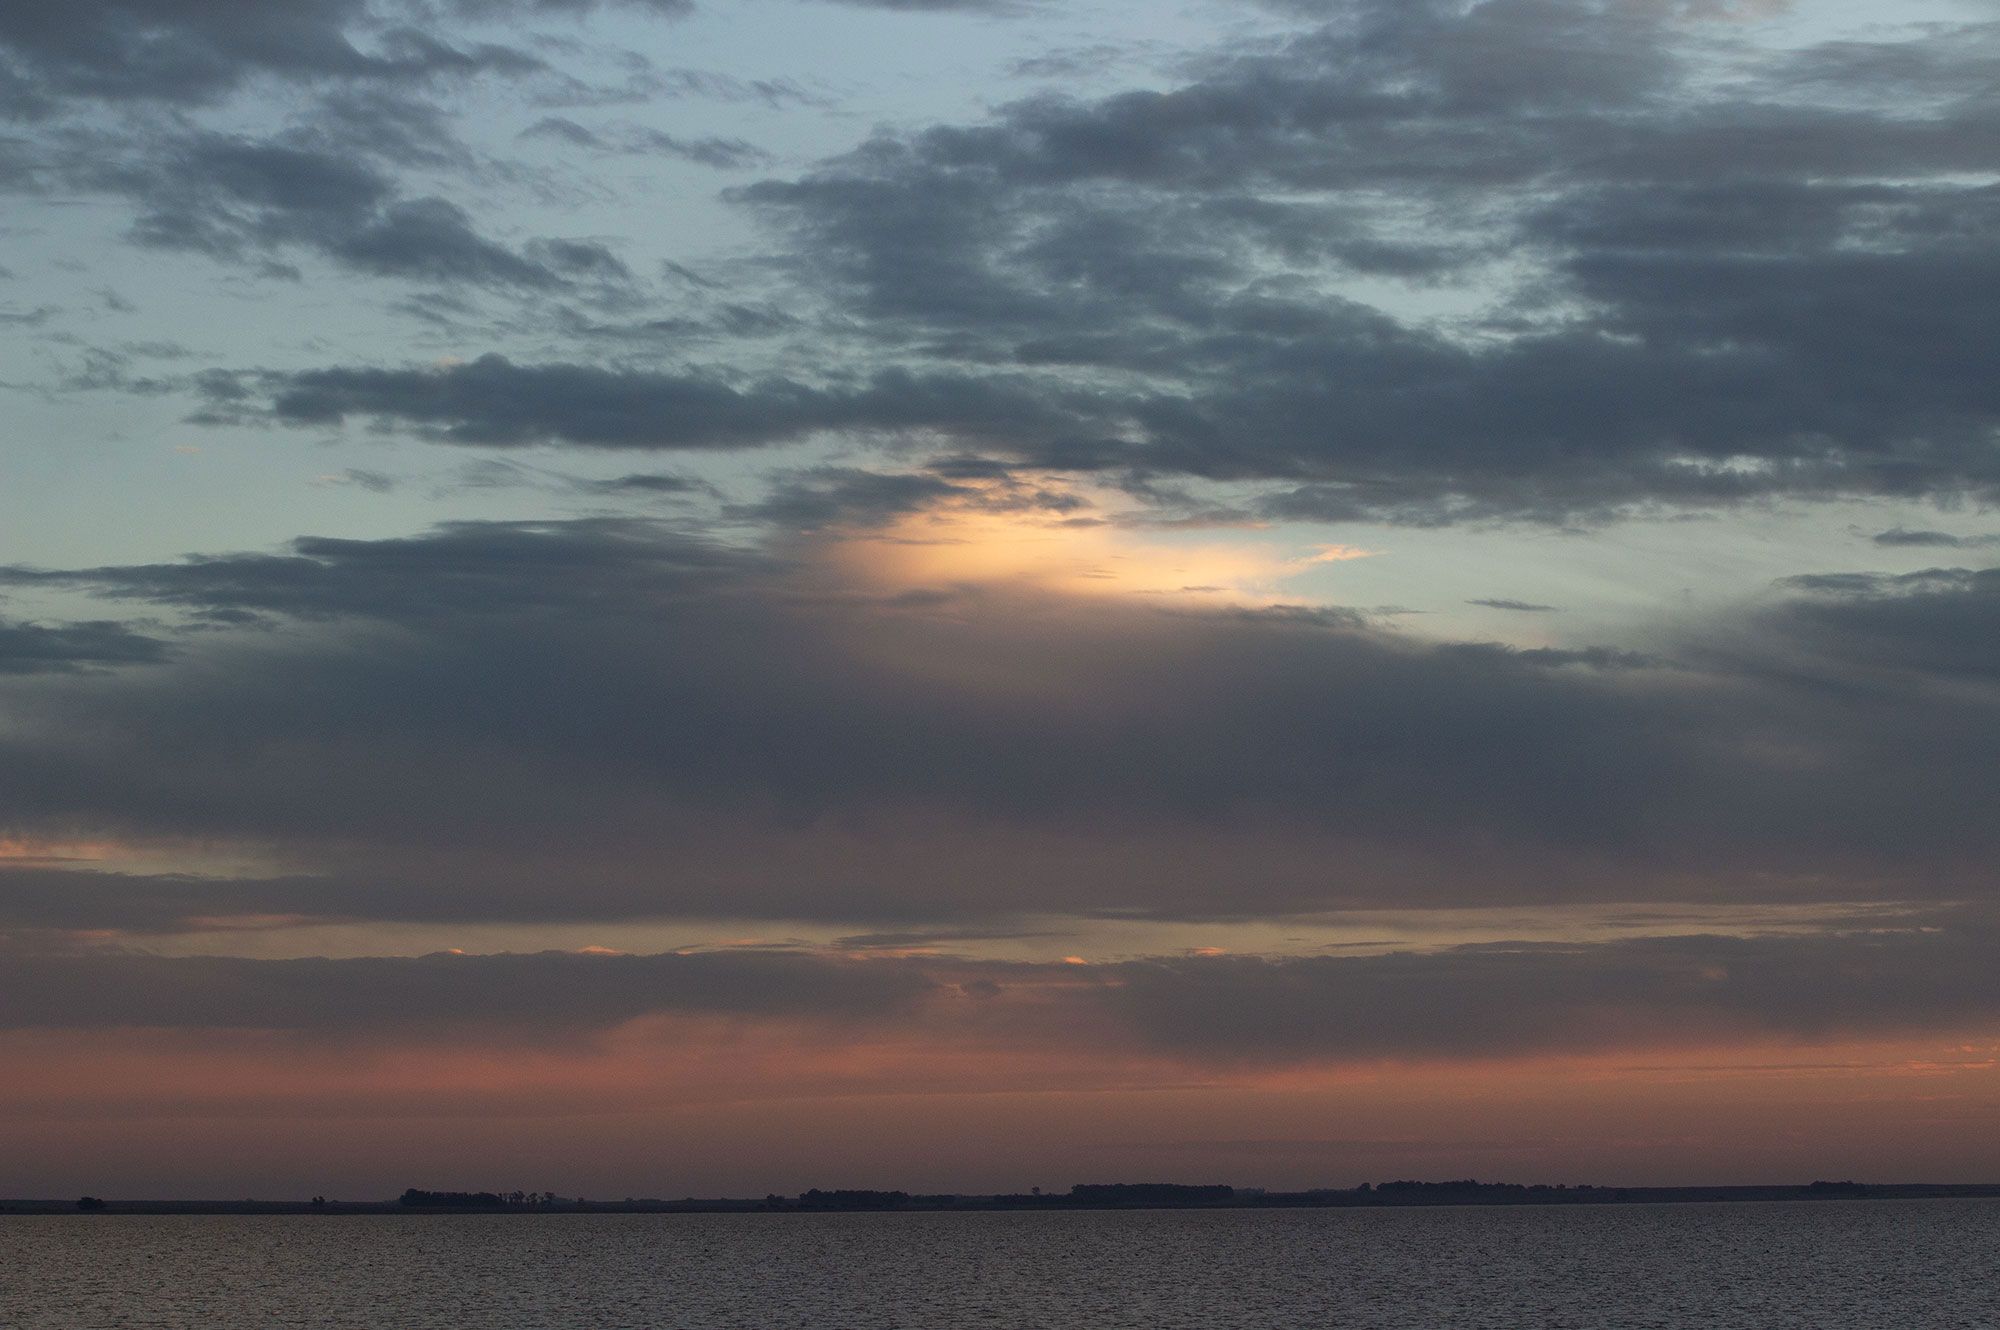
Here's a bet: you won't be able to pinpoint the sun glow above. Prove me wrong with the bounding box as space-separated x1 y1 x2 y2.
0 835 285 880
0 836 115 865
823 477 1373 603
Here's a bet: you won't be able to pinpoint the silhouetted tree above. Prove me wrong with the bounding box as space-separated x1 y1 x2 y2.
400 1188 512 1208
798 1189 910 1210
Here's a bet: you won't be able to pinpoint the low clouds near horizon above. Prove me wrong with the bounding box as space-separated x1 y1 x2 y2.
6 516 2000 928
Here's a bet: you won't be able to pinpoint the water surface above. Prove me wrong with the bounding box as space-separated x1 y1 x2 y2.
3 1200 1993 1328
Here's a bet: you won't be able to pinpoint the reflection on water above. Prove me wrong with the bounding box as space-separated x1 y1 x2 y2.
3 1200 1995 1329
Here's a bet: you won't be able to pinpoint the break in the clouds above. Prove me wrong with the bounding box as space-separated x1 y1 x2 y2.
7 0 2000 1192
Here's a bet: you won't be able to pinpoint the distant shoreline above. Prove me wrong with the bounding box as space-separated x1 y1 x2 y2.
10 1181 2000 1216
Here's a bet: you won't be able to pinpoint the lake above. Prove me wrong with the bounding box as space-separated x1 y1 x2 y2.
3 1200 1995 1327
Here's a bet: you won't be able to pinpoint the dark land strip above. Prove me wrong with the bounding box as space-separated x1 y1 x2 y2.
12 1180 2000 1215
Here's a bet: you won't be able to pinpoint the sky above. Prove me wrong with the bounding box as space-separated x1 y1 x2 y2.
5 0 2000 1200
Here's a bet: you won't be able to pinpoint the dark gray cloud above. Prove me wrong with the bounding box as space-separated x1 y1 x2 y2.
0 2 693 304
302 86 470 168
707 3 2000 522
0 866 395 933
333 467 399 492
1872 528 2000 550
4 521 2000 928
0 0 685 114
547 299 804 347
519 116 768 169
0 517 763 621
0 618 168 674
416 457 714 500
733 464 1085 530
580 470 707 496
1769 565 2000 684
45 338 193 396
0 944 930 1037
636 67 829 110
1093 922 2000 1062
1468 599 1559 613
197 354 1097 449
94 132 636 293
3 922 1996 1067
0 302 58 327
0 108 637 298
737 466 966 529
2 0 382 113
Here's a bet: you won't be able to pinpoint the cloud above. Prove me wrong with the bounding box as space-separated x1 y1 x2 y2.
824 0 1029 10
0 618 168 674
1092 923 2000 1062
0 0 686 114
96 132 635 293
738 466 969 530
18 0 2000 1196
519 116 768 168
197 354 1096 449
1872 528 2000 550
0 944 933 1036
315 468 399 492
39 1 2000 522
0 517 764 621
1768 564 2000 683
709 3 2000 522
4 923 1998 1068
1469 599 1560 613
5 521 2000 930
0 4 696 303
587 471 704 495
0 107 641 298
